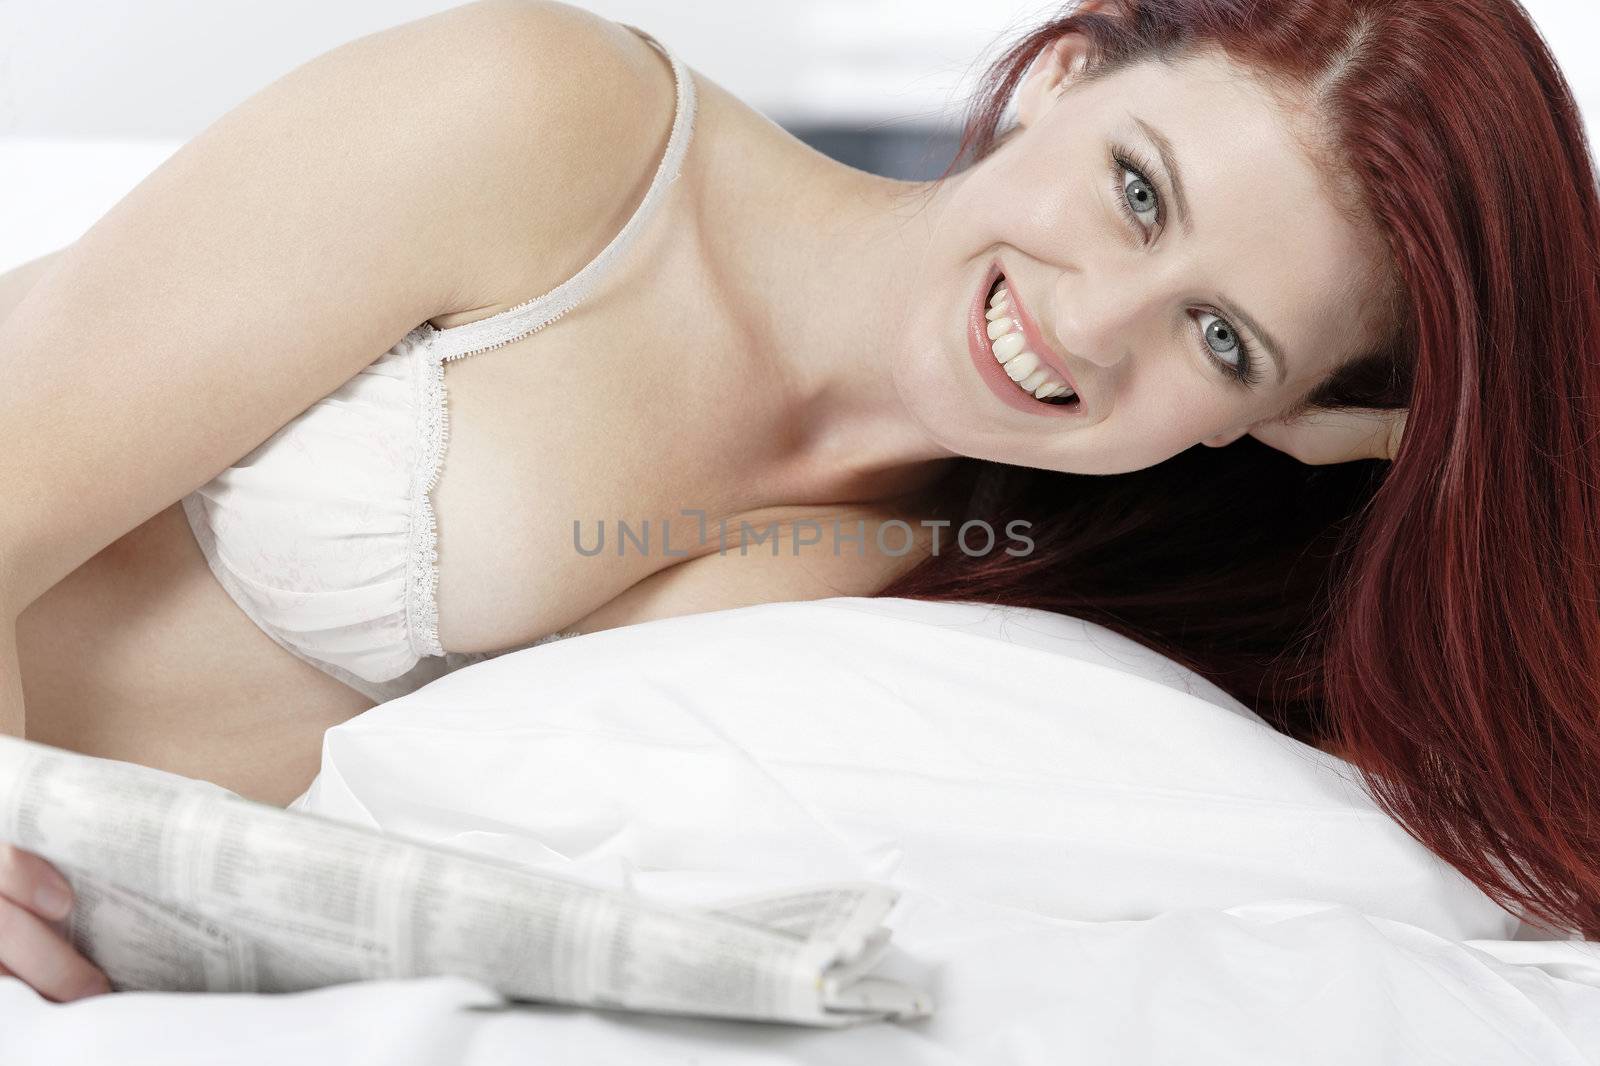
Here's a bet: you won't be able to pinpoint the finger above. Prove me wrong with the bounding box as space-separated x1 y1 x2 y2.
1333 407 1401 463
1386 410 1408 461
1246 419 1296 454
1247 418 1321 463
0 844 73 923
1345 411 1393 465
1251 408 1394 465
0 895 110 1002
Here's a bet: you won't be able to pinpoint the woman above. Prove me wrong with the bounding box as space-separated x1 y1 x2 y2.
0 0 1590 1005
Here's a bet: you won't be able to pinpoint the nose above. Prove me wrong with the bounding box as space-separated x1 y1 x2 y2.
1050 264 1163 370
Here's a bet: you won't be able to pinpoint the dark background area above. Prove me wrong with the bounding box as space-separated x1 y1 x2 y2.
787 124 966 180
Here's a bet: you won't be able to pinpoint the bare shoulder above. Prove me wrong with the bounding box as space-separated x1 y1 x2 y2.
0 0 684 610
344 0 663 100
256 0 681 320
372 0 684 317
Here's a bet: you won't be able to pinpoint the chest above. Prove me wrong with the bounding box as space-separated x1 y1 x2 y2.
422 210 831 653
415 79 936 655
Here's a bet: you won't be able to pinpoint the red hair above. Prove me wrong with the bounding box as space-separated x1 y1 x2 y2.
882 0 1600 936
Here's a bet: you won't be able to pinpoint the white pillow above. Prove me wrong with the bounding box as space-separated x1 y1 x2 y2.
299 595 1518 942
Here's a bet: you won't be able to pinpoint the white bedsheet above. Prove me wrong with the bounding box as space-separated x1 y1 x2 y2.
6 596 1600 1064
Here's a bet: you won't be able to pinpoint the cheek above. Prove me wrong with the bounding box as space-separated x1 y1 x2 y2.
887 324 987 447
890 346 944 427
1113 367 1242 452
979 148 1105 247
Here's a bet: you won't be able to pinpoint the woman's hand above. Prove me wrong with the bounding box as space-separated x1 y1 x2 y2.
1248 407 1407 465
0 844 110 1001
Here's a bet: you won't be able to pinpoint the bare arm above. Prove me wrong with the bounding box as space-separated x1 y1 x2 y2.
0 247 67 737
0 0 669 999
0 0 659 612
0 613 19 739
0 248 70 333
0 248 53 737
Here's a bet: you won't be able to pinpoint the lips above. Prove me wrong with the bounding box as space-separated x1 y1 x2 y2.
992 270 1080 401
967 260 1088 420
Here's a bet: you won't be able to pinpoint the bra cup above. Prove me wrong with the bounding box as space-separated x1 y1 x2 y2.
178 28 697 702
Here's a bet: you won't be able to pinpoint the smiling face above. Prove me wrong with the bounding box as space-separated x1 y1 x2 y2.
893 38 1398 475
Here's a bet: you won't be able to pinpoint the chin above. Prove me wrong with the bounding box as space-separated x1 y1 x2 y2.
1046 443 1188 478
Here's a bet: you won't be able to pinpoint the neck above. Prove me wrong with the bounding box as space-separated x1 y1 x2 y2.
702 113 970 515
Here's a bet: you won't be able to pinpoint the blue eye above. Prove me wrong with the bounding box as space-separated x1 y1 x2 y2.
1120 166 1158 226
1109 145 1265 389
1199 310 1242 363
1110 150 1163 232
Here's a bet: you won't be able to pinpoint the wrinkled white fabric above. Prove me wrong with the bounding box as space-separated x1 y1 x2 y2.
8 596 1600 1065
299 596 1523 942
177 25 697 703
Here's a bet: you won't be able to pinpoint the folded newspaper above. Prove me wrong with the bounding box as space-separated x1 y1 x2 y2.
0 735 932 1026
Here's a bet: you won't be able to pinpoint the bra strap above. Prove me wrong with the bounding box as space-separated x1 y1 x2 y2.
428 25 698 363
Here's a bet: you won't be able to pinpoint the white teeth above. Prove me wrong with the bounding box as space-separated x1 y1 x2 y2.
1003 351 1040 381
984 277 1076 405
991 332 1026 360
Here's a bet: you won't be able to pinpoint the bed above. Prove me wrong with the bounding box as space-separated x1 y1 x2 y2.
5 138 1600 1065
5 595 1600 1064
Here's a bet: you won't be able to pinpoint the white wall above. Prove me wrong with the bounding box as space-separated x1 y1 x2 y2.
0 0 1052 137
2 0 1598 271
7 0 1589 138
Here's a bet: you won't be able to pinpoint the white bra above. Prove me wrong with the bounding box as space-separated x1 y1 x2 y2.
180 25 697 704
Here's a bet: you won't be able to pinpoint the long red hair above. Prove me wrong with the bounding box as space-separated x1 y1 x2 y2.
882 0 1600 936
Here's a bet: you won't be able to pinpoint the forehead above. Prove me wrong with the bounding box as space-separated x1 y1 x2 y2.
1072 50 1393 385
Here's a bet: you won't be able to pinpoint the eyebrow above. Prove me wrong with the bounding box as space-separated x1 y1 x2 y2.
1132 115 1290 387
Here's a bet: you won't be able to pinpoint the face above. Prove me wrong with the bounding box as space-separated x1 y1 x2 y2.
893 37 1394 475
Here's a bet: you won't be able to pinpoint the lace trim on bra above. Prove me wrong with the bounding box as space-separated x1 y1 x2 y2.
423 24 696 364
403 25 694 664
407 334 449 659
